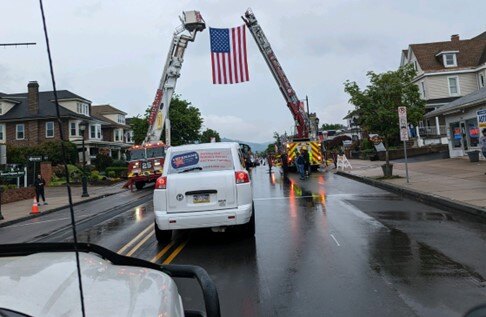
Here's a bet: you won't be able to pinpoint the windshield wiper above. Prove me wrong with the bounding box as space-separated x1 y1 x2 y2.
179 167 203 173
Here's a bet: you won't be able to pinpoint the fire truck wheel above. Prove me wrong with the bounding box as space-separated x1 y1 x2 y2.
135 181 145 190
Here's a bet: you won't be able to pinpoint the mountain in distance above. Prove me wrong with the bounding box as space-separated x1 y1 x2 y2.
221 137 271 153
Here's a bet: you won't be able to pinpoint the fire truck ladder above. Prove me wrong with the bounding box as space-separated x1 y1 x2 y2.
242 9 310 139
144 11 206 146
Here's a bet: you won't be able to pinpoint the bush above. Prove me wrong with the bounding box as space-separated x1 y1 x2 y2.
111 159 128 167
67 164 83 182
95 153 113 171
105 166 128 178
90 170 102 181
107 171 116 178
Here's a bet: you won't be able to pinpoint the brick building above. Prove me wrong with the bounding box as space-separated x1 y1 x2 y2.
0 81 134 164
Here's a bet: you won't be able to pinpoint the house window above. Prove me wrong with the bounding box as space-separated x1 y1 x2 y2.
126 130 134 143
46 121 55 138
0 124 5 142
90 124 102 139
448 77 459 95
443 53 457 67
76 103 89 116
420 81 426 98
90 125 96 139
480 73 485 88
413 61 417 71
114 129 120 142
16 124 25 140
117 114 125 124
70 122 77 136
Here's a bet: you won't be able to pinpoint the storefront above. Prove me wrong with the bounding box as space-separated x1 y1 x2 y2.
426 88 486 158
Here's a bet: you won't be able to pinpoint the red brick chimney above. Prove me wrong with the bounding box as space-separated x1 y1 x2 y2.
28 81 39 115
451 34 460 42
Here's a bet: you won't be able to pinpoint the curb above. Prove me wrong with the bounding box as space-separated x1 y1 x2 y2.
336 171 486 219
0 191 124 228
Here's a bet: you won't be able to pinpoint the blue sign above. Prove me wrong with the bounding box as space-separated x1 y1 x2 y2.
477 109 486 129
171 151 199 169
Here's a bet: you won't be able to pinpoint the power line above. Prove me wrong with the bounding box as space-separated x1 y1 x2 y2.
0 42 36 48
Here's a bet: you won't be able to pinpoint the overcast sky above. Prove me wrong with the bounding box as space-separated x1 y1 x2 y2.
1 0 485 142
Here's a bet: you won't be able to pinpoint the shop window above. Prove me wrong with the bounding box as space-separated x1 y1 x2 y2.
466 118 479 147
450 122 462 148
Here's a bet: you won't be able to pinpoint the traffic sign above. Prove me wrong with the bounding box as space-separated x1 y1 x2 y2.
28 156 42 162
398 107 409 141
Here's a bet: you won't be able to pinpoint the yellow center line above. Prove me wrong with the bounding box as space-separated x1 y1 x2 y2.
117 223 153 255
126 230 155 257
150 240 176 263
162 239 188 265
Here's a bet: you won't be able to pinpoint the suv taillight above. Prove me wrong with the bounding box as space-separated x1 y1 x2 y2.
155 176 167 189
235 171 250 184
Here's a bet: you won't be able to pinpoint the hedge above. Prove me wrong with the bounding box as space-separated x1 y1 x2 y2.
7 141 77 165
105 166 128 178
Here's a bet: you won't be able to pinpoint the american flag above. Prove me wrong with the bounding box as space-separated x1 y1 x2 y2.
209 25 249 84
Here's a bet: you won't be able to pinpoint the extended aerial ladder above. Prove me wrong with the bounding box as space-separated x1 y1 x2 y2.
145 11 206 146
242 9 322 169
242 9 312 139
126 11 205 190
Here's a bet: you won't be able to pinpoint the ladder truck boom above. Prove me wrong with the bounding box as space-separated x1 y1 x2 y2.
126 11 205 191
145 11 206 146
242 9 310 139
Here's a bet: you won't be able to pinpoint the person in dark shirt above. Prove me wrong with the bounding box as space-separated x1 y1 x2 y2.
34 174 48 205
302 148 310 177
281 152 289 176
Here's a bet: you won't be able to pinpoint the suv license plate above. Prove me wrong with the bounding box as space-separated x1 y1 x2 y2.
193 194 210 204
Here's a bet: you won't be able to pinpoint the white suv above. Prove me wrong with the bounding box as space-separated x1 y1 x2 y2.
153 142 254 242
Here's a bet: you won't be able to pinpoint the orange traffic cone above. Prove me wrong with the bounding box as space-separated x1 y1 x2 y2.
30 197 40 215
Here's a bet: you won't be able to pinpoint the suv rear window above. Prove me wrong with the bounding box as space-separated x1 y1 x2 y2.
167 148 234 174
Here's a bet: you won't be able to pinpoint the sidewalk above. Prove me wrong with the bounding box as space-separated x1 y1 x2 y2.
336 157 486 217
0 182 128 227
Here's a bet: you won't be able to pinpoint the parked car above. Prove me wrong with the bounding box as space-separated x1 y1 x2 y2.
153 142 255 242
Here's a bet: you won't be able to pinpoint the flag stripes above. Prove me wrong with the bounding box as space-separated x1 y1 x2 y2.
210 25 249 85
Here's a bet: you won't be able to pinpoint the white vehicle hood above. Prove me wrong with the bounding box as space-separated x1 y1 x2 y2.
0 252 183 317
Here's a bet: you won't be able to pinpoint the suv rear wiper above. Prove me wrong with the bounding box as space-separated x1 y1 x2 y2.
179 167 203 173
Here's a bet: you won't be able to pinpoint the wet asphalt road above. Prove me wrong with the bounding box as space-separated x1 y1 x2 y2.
1 166 486 316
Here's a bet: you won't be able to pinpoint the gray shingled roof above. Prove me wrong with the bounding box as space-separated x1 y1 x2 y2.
0 90 90 121
426 86 486 117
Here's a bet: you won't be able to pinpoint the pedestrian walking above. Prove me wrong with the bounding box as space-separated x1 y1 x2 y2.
34 174 48 205
296 151 306 180
302 147 310 177
481 128 486 157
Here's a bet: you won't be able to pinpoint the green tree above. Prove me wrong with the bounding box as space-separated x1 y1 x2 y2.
129 95 203 146
7 141 77 165
200 128 221 143
321 123 345 131
129 109 150 145
344 64 425 175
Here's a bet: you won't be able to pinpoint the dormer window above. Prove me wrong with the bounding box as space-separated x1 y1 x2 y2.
117 114 125 124
436 51 458 68
444 53 456 67
76 102 89 116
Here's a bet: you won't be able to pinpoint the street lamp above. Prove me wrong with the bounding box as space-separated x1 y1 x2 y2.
79 123 89 197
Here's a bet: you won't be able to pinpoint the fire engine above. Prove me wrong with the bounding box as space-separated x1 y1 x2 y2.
242 9 322 170
126 11 206 190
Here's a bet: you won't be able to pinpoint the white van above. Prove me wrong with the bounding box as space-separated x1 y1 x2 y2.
153 142 254 242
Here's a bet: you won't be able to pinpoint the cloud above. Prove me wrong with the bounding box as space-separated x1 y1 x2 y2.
202 114 274 142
